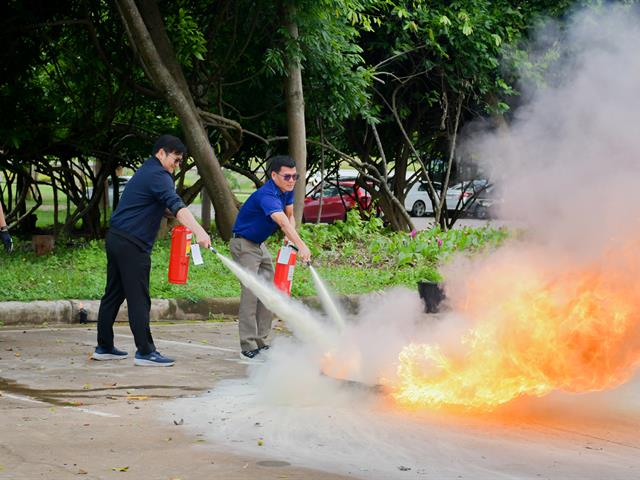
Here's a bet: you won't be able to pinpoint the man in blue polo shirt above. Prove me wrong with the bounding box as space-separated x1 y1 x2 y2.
92 135 211 367
231 155 311 360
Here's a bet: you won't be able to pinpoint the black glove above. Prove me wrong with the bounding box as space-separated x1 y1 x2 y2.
0 228 12 253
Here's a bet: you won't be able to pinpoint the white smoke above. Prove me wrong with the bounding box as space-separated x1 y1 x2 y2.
463 5 640 259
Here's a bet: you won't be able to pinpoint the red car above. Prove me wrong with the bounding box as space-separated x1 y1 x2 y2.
303 180 372 223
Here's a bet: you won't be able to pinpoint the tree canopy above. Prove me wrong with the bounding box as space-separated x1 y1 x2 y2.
0 0 586 237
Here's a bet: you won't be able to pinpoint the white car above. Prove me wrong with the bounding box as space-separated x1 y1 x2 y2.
86 176 132 205
404 181 441 217
405 179 492 217
445 179 491 212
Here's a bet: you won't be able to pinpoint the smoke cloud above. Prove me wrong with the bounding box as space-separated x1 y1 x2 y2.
464 6 640 257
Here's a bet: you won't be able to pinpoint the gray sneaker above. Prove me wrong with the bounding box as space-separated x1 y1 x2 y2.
134 350 175 367
92 346 128 361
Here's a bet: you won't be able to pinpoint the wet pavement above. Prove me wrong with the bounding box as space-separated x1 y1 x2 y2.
2 321 640 480
0 321 351 480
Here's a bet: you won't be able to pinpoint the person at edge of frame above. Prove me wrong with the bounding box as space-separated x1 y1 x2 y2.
0 201 12 253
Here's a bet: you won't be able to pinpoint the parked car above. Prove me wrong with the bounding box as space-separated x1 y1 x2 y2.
404 179 493 218
86 176 131 205
306 169 359 193
404 181 442 217
303 180 372 223
469 185 502 219
445 179 491 214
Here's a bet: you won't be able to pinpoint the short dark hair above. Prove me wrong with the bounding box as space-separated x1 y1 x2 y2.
152 134 187 156
268 155 296 174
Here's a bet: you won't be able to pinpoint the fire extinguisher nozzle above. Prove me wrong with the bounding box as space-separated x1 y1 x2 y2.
209 246 219 255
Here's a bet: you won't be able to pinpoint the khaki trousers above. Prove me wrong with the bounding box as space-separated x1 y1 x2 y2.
229 237 274 351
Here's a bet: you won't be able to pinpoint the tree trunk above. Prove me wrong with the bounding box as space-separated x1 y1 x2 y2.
116 0 238 239
201 188 211 232
284 5 307 226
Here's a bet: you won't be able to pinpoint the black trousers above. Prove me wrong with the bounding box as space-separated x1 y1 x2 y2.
96 231 155 355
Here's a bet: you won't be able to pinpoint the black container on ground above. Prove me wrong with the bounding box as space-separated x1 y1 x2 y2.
418 281 445 313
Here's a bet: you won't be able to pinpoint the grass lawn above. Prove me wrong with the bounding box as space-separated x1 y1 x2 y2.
0 214 510 302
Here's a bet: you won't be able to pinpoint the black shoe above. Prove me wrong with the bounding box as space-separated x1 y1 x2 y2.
258 345 270 351
240 349 262 361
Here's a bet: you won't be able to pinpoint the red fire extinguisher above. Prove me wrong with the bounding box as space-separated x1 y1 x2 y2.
273 241 298 296
168 225 192 284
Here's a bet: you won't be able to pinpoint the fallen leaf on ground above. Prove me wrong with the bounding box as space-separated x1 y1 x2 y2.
112 466 129 472
126 395 149 401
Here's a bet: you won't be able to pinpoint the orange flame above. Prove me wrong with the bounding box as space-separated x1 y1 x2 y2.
393 244 640 411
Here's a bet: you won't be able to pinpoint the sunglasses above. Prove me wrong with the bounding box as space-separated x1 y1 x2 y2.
276 172 300 182
169 153 183 165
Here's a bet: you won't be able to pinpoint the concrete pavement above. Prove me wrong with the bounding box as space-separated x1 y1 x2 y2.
2 319 640 480
0 321 352 480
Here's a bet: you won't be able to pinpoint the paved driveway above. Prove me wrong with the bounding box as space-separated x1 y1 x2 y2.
2 321 639 480
0 321 350 480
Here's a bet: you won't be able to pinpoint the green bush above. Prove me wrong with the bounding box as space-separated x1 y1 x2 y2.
0 212 509 302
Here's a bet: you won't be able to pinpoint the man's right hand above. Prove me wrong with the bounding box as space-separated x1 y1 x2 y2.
298 244 311 263
195 230 211 249
0 228 13 253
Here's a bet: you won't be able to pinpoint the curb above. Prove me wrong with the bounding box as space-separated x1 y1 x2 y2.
0 294 364 327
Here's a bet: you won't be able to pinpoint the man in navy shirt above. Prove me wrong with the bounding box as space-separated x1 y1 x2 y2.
231 155 311 360
92 135 211 367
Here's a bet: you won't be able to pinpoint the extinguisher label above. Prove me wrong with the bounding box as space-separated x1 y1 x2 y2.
288 266 295 282
185 234 193 255
191 244 204 265
277 246 292 264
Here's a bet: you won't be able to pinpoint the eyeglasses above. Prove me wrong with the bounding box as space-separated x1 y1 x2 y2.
169 153 183 165
276 172 300 182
